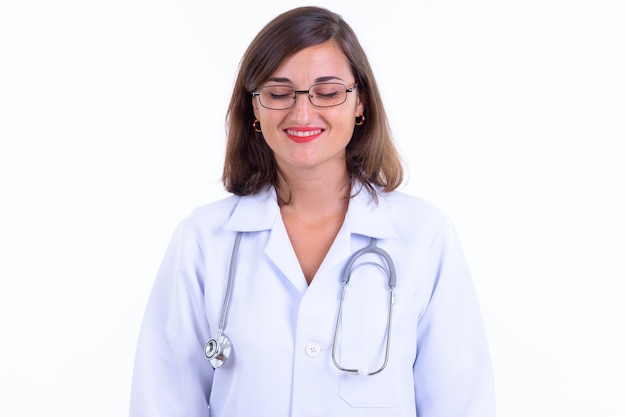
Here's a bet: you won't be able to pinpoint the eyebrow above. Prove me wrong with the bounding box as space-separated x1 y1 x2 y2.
267 76 344 84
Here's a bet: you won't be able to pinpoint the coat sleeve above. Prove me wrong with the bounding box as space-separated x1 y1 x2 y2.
129 220 214 417
413 217 495 417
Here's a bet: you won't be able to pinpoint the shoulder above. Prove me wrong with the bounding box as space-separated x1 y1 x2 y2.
165 194 245 256
182 194 241 229
380 190 447 224
381 190 444 215
378 190 451 244
178 187 278 236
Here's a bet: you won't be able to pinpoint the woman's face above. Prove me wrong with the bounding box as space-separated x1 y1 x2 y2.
252 40 364 178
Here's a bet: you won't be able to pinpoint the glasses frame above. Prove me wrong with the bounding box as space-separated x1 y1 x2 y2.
252 82 358 110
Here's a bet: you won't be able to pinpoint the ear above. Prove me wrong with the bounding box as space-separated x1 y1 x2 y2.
355 91 365 116
252 95 259 119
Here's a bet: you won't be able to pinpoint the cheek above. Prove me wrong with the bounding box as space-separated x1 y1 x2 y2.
340 112 358 132
261 113 283 131
255 108 276 125
333 117 357 145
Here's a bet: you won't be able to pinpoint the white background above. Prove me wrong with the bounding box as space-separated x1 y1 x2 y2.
1 0 624 416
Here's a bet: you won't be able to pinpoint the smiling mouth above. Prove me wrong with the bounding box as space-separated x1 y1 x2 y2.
285 129 323 137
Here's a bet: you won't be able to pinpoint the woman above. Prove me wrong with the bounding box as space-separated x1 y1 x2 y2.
130 6 494 417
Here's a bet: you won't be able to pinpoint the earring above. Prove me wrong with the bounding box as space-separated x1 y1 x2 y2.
355 113 365 126
252 119 262 133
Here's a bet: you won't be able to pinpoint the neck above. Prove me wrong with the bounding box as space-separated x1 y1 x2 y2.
275 169 351 213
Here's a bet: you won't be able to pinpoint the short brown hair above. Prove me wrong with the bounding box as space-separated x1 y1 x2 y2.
222 6 404 199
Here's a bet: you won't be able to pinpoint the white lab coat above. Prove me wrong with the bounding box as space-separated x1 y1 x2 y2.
130 187 495 417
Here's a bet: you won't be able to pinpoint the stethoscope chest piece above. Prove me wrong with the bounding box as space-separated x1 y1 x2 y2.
205 334 231 368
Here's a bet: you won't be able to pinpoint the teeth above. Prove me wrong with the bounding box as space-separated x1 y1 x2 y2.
286 129 322 137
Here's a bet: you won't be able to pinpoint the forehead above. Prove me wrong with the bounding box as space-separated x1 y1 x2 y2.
270 40 353 84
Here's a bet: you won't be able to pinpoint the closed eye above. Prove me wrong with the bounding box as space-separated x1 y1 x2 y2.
317 91 340 99
269 93 293 100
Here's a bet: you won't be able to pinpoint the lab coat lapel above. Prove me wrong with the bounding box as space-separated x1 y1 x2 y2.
224 188 308 293
315 189 398 280
265 217 309 293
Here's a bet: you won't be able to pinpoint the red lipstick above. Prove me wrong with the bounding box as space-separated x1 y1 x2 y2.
284 127 324 143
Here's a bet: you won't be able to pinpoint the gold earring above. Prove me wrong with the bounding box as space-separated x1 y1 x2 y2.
252 119 262 133
355 113 365 126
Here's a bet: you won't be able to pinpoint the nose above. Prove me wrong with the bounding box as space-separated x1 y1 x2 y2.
290 91 314 121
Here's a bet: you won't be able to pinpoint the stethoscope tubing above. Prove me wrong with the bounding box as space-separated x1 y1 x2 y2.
217 231 243 339
331 238 396 375
204 232 243 367
206 233 397 376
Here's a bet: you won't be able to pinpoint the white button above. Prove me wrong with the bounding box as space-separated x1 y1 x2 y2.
305 342 321 358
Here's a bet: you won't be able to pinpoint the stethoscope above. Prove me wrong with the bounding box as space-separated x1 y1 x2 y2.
205 232 397 376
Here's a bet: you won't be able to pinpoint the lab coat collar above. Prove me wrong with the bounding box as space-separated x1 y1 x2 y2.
224 185 398 239
224 186 398 293
312 188 398 288
345 186 398 240
223 187 279 232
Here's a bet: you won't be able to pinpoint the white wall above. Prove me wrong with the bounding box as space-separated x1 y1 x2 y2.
1 1 624 416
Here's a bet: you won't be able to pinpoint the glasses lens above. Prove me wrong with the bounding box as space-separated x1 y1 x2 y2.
259 86 295 110
256 83 350 109
310 83 347 107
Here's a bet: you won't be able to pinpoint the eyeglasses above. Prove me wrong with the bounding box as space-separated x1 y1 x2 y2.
252 83 358 110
